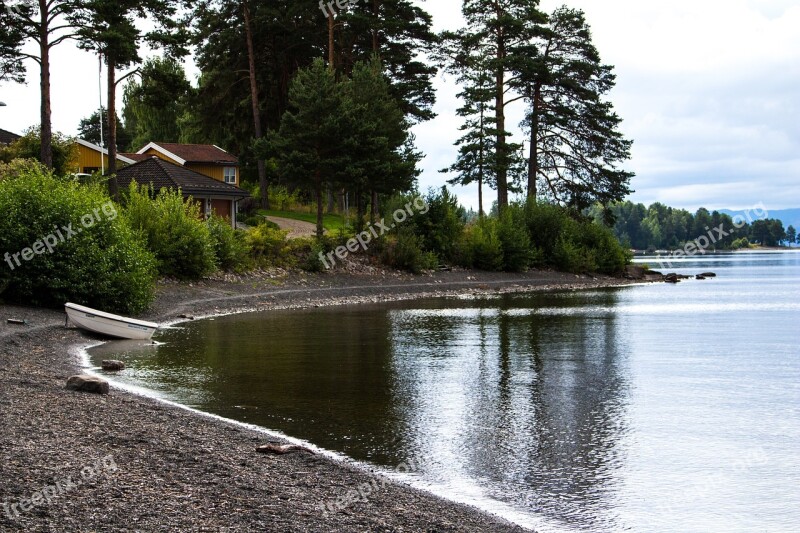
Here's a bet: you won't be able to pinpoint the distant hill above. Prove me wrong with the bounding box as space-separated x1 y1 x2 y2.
719 208 800 232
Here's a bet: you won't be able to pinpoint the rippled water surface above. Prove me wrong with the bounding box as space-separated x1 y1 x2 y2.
90 251 800 532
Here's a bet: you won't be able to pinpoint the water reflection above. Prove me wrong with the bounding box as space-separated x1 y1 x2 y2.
385 292 630 531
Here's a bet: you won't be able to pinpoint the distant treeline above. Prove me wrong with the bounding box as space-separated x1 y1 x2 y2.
588 201 794 251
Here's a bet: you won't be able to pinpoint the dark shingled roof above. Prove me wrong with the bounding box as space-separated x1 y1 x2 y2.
147 143 238 165
0 128 21 146
116 157 249 198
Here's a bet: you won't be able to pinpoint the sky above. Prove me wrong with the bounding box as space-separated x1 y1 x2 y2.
1 0 799 212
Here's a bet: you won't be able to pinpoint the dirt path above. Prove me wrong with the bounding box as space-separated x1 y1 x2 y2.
266 216 320 238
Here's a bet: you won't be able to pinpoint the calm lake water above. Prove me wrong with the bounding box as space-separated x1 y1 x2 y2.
90 251 800 532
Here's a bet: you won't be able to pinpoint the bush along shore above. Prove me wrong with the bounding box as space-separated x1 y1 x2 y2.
0 159 633 315
0 269 642 532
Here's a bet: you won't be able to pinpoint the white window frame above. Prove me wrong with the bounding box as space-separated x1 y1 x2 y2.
223 167 236 184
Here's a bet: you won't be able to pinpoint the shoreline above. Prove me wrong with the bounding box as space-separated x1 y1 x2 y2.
0 268 638 532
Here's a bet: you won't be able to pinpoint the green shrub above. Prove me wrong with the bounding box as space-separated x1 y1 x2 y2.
388 187 465 263
245 221 290 266
206 216 251 272
459 219 503 271
523 200 629 274
124 184 218 279
0 164 156 314
498 204 533 271
731 237 750 249
380 227 438 274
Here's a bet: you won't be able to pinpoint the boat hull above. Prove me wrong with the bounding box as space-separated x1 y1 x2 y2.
65 303 158 340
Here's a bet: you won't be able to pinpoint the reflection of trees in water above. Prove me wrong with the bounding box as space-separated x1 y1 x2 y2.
388 292 630 530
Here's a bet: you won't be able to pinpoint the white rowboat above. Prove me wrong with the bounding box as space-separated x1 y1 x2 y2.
65 302 158 340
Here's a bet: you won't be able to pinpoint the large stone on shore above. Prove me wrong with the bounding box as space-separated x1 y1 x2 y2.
624 265 645 279
700 272 717 277
65 374 109 395
102 360 126 371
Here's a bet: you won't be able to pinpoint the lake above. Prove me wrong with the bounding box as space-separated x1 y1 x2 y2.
89 251 800 532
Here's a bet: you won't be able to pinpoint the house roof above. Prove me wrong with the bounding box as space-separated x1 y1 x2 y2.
76 138 136 164
119 152 150 162
135 142 238 166
0 128 21 146
116 157 249 199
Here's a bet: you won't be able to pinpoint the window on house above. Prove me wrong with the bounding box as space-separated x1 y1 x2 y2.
224 167 236 184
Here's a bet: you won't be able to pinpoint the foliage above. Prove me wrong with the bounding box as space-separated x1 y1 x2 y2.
77 107 132 151
0 164 156 314
383 188 464 264
1 127 78 176
124 184 218 279
245 221 290 266
593 200 789 250
521 7 633 209
459 218 503 271
497 204 534 271
122 57 193 150
206 215 250 272
263 58 420 236
380 227 438 274
525 201 628 274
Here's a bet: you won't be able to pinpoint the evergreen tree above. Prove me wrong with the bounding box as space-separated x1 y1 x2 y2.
785 225 796 245
440 63 498 217
520 7 633 210
263 59 350 238
343 58 421 229
71 0 188 195
122 57 191 150
0 0 79 167
77 107 132 151
440 0 546 211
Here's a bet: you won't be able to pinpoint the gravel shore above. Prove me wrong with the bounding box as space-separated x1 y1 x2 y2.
0 268 637 532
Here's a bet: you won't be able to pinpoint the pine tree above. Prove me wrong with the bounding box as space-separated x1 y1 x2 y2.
440 64 498 218
263 59 351 238
439 0 546 211
0 0 80 167
520 7 633 210
71 0 188 195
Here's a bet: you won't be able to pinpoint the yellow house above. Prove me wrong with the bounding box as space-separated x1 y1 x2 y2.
74 138 135 174
134 142 239 186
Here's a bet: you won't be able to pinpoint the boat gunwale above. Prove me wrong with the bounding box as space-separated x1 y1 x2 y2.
65 303 159 329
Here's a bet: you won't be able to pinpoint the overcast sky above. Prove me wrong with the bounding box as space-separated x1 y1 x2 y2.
1 0 798 211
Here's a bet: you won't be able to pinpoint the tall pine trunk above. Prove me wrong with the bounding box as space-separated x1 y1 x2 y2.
495 32 508 211
38 0 52 168
244 2 269 209
527 83 540 200
369 0 381 222
106 55 119 198
315 172 324 239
